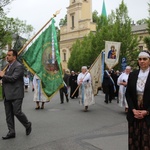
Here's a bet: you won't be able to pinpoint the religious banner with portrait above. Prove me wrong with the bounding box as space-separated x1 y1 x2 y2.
23 19 63 99
104 41 121 69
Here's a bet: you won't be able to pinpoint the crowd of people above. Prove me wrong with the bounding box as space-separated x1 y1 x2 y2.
23 66 94 112
101 50 150 149
102 66 131 113
1 49 150 150
59 66 95 112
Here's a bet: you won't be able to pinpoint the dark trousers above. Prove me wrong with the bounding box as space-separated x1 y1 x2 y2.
59 87 68 103
4 99 29 134
105 86 113 102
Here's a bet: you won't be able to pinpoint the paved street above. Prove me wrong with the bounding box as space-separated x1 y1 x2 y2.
0 86 128 150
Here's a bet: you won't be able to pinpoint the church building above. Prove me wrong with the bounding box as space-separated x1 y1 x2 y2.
60 0 96 71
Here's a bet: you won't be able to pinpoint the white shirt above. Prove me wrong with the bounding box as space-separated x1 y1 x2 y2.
77 72 91 85
24 77 29 85
137 67 150 93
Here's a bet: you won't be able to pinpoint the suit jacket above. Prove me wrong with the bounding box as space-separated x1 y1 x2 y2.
102 71 113 93
125 69 150 126
2 61 24 100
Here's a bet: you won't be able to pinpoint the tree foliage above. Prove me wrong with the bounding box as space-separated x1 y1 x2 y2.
68 0 139 71
144 3 150 50
59 14 67 26
109 1 139 68
0 0 14 8
136 19 147 25
92 10 99 23
0 3 34 49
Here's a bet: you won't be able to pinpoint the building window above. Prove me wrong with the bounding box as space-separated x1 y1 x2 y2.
71 15 75 29
139 36 143 41
139 46 143 51
63 53 66 61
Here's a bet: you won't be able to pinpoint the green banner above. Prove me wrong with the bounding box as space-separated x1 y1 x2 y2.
23 19 63 99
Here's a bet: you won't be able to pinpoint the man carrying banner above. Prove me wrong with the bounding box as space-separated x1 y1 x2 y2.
0 50 32 139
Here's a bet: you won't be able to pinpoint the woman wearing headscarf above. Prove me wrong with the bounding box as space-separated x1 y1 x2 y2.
125 50 150 149
117 66 131 112
77 66 95 112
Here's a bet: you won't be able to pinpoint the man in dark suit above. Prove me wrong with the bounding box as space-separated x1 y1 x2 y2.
102 70 115 103
59 83 69 104
0 49 32 140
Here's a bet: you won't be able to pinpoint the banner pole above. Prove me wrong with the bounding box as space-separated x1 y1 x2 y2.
71 53 102 97
3 9 61 71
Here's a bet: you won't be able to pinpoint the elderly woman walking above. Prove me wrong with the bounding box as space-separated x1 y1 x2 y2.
77 66 95 112
32 74 49 109
126 50 150 150
117 66 131 112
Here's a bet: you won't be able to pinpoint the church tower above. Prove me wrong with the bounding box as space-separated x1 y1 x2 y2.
60 0 96 71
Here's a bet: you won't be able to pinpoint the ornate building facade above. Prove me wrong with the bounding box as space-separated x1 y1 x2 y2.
60 0 96 71
132 24 148 51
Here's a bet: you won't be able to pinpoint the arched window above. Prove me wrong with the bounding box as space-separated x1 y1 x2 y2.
72 15 75 29
63 53 66 61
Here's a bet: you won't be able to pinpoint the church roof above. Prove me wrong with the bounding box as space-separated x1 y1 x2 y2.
131 24 147 32
101 0 107 17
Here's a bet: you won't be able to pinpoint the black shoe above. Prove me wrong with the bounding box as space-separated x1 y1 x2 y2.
41 106 44 109
2 133 15 140
84 106 88 112
35 106 40 110
117 98 119 103
66 98 69 102
104 100 108 104
26 122 32 136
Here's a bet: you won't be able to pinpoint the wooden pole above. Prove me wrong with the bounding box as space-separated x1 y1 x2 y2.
71 53 101 97
3 9 61 71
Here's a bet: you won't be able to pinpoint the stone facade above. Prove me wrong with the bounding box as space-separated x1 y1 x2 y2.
60 0 96 71
60 0 149 71
132 24 149 51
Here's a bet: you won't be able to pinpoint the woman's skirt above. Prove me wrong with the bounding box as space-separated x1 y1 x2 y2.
128 119 150 150
33 79 49 102
79 82 95 106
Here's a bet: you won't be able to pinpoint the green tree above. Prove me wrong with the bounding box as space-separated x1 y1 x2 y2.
68 0 139 71
59 14 67 26
92 10 99 23
136 19 147 25
144 3 150 50
0 0 14 8
0 7 34 49
109 1 139 69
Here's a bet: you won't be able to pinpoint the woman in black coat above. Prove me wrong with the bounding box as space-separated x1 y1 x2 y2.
125 50 150 150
